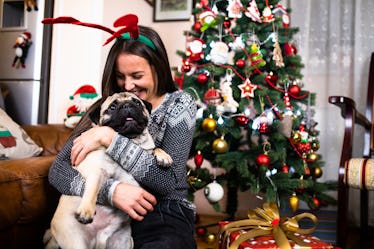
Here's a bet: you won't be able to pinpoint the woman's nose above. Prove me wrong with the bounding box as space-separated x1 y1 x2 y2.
124 80 135 91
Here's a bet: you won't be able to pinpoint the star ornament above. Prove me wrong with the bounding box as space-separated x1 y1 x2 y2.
238 78 257 98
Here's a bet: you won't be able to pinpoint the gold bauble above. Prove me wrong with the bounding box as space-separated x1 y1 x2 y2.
202 117 217 132
289 193 299 213
311 141 320 151
205 233 216 244
307 152 318 162
212 136 228 153
291 131 302 144
312 166 323 178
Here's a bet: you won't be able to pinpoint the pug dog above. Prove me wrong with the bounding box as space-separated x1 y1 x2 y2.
44 92 173 249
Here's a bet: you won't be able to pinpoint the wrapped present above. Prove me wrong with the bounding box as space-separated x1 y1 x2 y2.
218 202 335 249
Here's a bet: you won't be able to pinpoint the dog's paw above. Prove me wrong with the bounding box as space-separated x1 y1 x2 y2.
153 148 173 167
75 206 95 224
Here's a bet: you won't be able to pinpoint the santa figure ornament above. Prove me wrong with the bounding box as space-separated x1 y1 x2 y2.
64 85 100 128
12 32 32 68
186 38 206 62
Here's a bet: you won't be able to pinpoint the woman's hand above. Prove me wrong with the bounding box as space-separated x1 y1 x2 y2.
112 182 157 221
71 126 116 166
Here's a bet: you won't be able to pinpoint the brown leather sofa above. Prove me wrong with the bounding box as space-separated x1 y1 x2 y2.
0 124 72 249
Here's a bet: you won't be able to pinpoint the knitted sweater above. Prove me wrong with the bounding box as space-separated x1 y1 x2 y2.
48 90 197 210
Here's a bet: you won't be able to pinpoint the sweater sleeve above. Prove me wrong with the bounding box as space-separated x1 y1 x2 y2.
106 91 197 196
48 133 114 206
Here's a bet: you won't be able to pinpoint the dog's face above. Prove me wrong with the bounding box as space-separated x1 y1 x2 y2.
99 92 152 139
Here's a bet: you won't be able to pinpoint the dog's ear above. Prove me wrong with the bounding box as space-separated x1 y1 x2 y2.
89 105 101 124
142 100 152 114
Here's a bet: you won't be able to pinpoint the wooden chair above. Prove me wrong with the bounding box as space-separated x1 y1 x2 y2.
328 52 374 248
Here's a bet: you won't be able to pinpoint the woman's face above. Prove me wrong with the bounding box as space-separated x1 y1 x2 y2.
115 53 161 108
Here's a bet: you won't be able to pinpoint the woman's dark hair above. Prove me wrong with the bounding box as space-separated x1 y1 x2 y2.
74 25 177 134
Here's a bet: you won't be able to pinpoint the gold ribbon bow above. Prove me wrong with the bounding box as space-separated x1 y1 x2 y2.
218 202 318 249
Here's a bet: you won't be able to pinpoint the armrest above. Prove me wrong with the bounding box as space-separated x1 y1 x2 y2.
329 96 371 128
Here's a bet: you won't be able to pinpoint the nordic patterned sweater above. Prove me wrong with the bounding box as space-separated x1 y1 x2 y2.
48 90 197 210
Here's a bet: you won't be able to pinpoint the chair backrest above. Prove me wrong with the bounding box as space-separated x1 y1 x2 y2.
365 53 374 157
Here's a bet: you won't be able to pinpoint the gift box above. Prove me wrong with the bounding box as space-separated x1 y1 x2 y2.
218 203 336 249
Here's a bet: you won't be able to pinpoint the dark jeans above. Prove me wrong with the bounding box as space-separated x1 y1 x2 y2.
131 200 197 249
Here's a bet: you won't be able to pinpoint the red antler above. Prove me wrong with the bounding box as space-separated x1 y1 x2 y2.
42 14 140 46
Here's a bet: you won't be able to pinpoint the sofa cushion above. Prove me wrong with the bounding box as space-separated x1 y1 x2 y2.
0 108 43 159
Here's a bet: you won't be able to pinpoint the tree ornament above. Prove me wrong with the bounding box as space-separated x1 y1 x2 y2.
311 166 323 178
204 180 224 202
290 131 302 144
205 233 217 244
204 88 221 105
193 21 202 33
311 141 320 151
309 196 320 210
181 61 191 73
297 142 311 154
227 0 243 18
284 42 297 56
235 115 249 126
249 43 266 69
186 38 206 62
273 33 284 67
197 73 209 84
307 152 318 162
281 163 289 173
196 226 207 236
208 41 230 64
265 72 278 85
202 115 217 132
216 71 239 113
262 6 274 23
235 58 246 68
198 10 217 31
289 193 299 213
256 153 270 167
289 84 301 96
223 17 231 30
245 0 262 23
238 78 257 98
258 115 270 134
194 150 204 168
212 135 228 153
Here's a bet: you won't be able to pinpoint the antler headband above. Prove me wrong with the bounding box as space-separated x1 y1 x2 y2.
42 14 156 51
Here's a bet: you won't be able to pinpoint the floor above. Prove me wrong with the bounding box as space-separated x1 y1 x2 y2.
194 214 374 249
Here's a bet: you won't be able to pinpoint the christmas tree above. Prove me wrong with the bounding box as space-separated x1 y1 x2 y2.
174 0 336 217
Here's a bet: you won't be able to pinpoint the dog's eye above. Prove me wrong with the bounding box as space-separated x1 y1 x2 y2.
132 98 142 106
109 101 117 110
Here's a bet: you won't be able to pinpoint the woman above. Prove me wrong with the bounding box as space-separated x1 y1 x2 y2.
49 25 197 249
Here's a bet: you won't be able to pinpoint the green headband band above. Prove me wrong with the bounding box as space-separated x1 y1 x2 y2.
121 32 156 51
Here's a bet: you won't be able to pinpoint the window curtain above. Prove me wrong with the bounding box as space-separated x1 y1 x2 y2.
287 0 374 225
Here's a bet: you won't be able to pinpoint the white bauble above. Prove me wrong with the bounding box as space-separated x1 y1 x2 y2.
204 181 224 203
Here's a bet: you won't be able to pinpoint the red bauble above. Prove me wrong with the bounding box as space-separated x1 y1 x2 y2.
194 22 202 33
196 226 207 236
182 63 191 73
297 142 311 153
223 18 231 29
265 73 279 84
197 73 208 84
284 43 297 56
194 151 204 168
309 197 320 210
235 58 246 68
256 154 270 167
288 84 301 96
281 164 289 173
235 115 249 126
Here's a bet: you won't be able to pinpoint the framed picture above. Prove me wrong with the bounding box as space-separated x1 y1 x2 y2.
154 0 193 22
